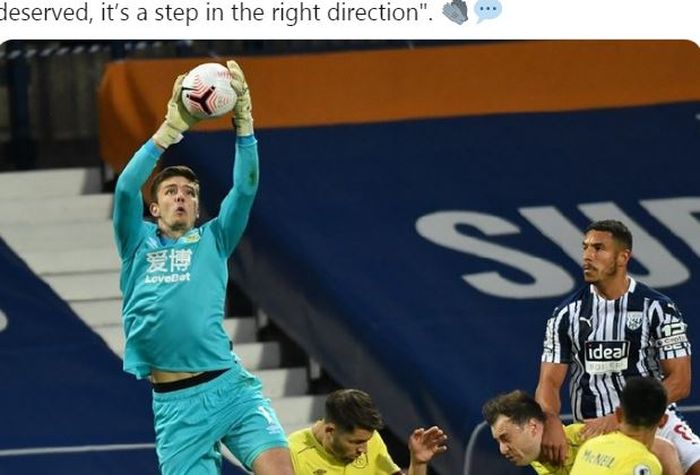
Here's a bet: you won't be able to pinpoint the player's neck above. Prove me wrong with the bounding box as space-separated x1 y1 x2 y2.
312 421 347 464
158 223 189 240
620 424 655 450
311 421 331 456
311 421 323 443
593 275 630 300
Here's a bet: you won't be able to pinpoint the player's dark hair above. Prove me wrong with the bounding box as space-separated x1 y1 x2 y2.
150 166 200 202
482 390 546 426
324 389 384 433
585 220 633 250
620 377 667 428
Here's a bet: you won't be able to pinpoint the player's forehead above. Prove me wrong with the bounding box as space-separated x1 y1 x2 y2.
341 427 374 443
491 415 518 437
159 176 198 190
583 229 614 245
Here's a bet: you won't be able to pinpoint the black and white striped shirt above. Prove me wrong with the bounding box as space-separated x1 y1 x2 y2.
541 278 691 421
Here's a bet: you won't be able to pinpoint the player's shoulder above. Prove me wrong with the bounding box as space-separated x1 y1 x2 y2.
633 280 675 305
619 446 662 475
287 426 315 452
132 221 158 248
564 423 585 446
551 285 588 316
529 460 559 475
367 429 388 449
576 431 622 453
572 432 659 475
186 221 220 243
599 432 655 457
197 220 215 232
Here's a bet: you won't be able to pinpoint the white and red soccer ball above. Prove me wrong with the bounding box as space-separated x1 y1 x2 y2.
181 63 237 119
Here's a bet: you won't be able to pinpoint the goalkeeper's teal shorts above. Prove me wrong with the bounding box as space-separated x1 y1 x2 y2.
152 362 288 475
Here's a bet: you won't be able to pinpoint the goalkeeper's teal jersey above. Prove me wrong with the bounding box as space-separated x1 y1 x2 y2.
112 137 258 379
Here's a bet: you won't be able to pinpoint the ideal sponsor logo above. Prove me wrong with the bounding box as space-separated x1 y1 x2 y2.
416 197 700 299
585 341 629 361
584 340 630 374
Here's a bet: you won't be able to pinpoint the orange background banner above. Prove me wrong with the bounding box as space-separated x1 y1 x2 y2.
99 40 700 172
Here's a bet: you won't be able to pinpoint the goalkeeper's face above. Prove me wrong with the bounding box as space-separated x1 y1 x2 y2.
151 176 200 233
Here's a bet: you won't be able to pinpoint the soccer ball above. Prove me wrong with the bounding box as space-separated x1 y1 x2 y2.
181 63 237 119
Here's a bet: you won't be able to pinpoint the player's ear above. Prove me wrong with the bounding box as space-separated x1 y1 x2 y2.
325 423 336 436
527 418 539 436
614 406 623 424
617 248 631 267
658 413 668 429
149 202 160 218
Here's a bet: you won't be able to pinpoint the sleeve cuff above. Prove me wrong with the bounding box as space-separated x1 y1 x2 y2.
145 138 165 156
236 135 257 146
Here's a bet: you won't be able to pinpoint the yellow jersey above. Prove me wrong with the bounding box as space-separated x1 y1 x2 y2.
531 423 585 475
570 431 661 475
288 427 402 475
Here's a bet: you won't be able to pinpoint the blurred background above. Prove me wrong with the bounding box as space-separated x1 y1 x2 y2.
1 40 699 475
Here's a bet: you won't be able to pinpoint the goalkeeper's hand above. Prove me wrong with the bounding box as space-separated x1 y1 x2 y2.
152 74 201 149
227 60 254 137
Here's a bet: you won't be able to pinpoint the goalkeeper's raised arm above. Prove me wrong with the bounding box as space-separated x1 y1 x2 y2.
111 61 295 475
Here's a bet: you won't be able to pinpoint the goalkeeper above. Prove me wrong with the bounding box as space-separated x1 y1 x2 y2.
112 60 294 475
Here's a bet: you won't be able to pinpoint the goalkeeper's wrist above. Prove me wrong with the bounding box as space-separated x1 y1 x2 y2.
153 121 184 149
234 117 254 137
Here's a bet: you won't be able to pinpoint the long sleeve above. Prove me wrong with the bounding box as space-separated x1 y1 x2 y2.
541 306 572 364
113 139 162 259
213 135 259 256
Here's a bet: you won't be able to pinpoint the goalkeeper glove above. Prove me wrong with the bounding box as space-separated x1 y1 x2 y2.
152 74 200 149
227 60 254 137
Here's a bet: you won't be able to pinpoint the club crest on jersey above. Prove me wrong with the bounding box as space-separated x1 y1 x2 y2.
351 453 369 468
626 311 644 331
182 229 201 243
584 340 630 374
633 464 651 475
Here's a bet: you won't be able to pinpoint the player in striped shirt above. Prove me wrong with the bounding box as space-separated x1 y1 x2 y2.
534 220 700 474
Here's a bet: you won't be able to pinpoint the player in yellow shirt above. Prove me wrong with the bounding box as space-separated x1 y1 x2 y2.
572 432 660 475
530 423 585 475
483 390 583 475
570 377 668 475
288 389 447 475
482 388 681 475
